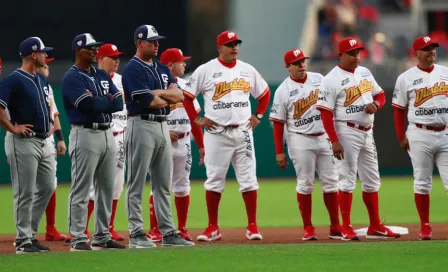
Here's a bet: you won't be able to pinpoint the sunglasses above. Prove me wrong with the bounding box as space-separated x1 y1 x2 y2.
223 41 241 48
82 46 100 51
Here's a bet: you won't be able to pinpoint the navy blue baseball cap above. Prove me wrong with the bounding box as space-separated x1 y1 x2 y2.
134 25 166 42
72 33 104 52
19 37 53 57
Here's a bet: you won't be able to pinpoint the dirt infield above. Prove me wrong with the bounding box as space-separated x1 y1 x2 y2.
1 223 446 254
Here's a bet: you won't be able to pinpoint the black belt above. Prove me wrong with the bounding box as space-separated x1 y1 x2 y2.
140 114 167 123
31 132 48 139
83 123 111 130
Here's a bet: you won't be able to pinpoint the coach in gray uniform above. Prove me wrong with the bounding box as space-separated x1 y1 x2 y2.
0 37 54 254
122 25 194 248
62 33 125 251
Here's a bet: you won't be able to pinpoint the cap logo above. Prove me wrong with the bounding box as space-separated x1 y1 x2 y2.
151 26 158 35
111 45 117 51
138 33 143 39
178 49 183 56
32 45 38 51
227 32 235 39
423 36 431 43
293 49 301 57
77 40 83 46
349 39 357 47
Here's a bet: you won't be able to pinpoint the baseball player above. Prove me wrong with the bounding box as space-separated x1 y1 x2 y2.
146 48 204 242
122 25 194 248
392 36 448 240
62 33 125 251
269 49 341 241
35 58 71 242
183 31 271 241
84 44 126 242
0 37 55 254
316 37 400 240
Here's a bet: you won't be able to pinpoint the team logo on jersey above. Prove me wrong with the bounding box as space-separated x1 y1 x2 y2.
413 78 423 86
290 89 299 97
213 78 251 100
349 39 357 47
293 90 319 119
341 78 350 86
343 79 374 106
213 72 222 78
423 36 431 43
170 102 184 111
161 74 169 89
100 81 109 95
414 82 448 107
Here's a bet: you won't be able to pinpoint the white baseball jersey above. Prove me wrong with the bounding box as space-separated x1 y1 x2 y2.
167 77 201 133
392 64 448 126
110 72 127 133
316 65 384 127
269 73 325 134
184 58 269 126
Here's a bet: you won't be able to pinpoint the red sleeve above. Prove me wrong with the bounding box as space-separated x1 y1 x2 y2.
190 118 204 149
318 109 339 143
373 92 386 110
273 121 285 154
394 108 406 140
183 93 199 121
255 88 271 115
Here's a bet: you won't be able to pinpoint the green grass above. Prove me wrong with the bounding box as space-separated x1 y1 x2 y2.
1 242 448 271
0 176 446 234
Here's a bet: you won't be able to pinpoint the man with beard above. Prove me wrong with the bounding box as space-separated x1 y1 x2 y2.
316 37 400 241
62 33 125 251
0 37 55 253
392 36 448 240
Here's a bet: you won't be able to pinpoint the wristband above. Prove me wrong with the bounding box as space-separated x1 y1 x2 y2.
54 129 64 141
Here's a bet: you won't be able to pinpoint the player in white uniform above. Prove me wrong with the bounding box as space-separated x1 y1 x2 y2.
38 58 70 242
85 44 126 241
183 31 271 241
316 37 400 241
146 48 204 242
392 36 448 240
269 49 341 241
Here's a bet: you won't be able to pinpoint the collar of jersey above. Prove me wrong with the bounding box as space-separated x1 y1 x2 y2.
337 65 355 74
417 65 434 73
16 69 36 79
289 74 307 84
133 56 156 68
217 57 237 69
72 65 96 74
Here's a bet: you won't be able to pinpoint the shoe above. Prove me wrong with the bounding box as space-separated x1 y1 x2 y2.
45 226 69 241
302 226 317 241
130 230 157 249
366 224 401 239
91 240 126 250
178 228 192 241
16 243 40 254
246 223 263 240
197 224 222 242
419 223 432 240
31 239 50 252
110 226 125 241
146 227 162 242
341 225 359 241
162 231 195 247
70 242 92 251
328 225 343 240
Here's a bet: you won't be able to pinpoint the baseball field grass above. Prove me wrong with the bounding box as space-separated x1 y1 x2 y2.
0 176 447 271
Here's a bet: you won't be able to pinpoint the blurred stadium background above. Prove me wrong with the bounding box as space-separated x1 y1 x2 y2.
0 0 447 183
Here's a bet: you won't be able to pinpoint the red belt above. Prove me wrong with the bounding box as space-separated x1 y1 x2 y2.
296 132 325 137
347 122 372 132
415 123 446 132
113 131 124 136
177 132 190 139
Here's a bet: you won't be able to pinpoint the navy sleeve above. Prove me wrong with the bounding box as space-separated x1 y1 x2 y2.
0 75 14 109
108 76 124 112
62 73 114 113
122 65 155 106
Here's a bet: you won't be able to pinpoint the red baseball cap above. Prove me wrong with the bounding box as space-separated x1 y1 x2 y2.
160 48 191 65
284 49 309 65
97 44 124 59
413 36 439 51
338 37 364 54
217 31 242 46
45 58 54 63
